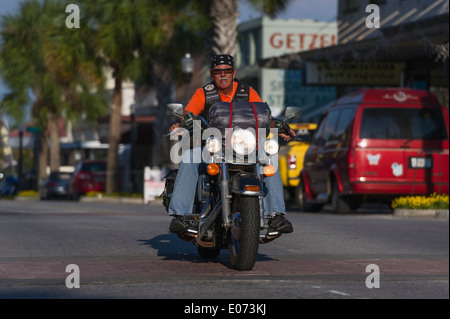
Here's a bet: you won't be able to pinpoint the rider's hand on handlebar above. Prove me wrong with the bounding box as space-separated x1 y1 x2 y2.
279 128 296 141
169 122 187 136
170 122 180 132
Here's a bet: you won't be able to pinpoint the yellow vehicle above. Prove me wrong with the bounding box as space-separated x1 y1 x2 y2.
278 123 317 208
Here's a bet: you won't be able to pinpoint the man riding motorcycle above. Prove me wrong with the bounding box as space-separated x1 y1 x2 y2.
168 54 294 235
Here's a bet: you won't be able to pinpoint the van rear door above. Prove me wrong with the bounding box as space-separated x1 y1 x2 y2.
354 105 449 194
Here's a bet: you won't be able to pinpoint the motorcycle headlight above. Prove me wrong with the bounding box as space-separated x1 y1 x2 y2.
205 137 221 153
231 129 256 155
264 139 279 155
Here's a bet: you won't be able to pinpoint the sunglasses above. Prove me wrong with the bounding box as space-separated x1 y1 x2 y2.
211 68 234 75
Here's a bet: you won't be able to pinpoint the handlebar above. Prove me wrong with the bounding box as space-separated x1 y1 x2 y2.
164 113 208 138
272 119 295 138
165 114 295 140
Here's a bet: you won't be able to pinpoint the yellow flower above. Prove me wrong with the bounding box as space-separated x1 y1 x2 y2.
392 193 449 209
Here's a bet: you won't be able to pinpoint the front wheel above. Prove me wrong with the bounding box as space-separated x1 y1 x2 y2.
228 196 260 271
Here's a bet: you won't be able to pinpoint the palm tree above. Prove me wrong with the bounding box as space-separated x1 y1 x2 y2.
210 0 292 55
0 0 64 176
0 0 107 181
56 0 209 193
134 0 211 166
82 0 141 194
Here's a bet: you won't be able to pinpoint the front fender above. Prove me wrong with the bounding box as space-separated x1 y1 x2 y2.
231 173 264 196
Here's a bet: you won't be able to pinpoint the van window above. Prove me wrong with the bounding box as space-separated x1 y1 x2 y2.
322 110 340 141
335 108 354 142
360 108 448 140
312 115 327 144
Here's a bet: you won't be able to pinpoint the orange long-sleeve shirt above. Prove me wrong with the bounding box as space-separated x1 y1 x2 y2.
185 82 263 116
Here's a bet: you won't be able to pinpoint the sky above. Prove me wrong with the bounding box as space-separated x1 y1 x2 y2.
0 0 338 104
239 0 338 22
0 0 338 21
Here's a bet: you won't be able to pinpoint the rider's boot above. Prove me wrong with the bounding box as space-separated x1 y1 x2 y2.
268 213 293 234
169 216 189 233
169 215 199 235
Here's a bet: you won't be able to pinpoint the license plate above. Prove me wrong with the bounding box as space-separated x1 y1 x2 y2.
409 156 433 169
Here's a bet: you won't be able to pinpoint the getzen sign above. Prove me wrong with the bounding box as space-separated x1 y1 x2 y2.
269 32 336 51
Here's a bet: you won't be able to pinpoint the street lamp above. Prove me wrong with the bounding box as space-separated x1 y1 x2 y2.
18 124 23 191
130 101 136 193
181 53 194 104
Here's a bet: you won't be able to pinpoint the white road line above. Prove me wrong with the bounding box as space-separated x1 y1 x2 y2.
328 290 351 297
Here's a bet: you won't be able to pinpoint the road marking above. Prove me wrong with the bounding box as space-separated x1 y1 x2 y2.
328 290 350 296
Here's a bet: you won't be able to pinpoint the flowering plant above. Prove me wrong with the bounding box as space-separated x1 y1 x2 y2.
392 193 449 210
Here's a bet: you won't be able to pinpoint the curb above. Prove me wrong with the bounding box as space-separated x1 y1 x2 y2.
79 196 163 205
79 196 143 204
393 209 449 220
13 196 163 205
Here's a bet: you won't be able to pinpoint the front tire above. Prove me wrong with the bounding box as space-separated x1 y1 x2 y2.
228 196 260 271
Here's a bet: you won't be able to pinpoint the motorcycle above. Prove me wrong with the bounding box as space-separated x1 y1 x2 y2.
162 102 301 270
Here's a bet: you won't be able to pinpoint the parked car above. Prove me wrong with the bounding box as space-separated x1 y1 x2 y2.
278 122 317 207
39 172 73 200
0 174 19 198
67 160 106 200
300 88 449 213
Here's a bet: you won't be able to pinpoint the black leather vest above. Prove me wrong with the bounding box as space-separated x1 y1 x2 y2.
201 79 250 119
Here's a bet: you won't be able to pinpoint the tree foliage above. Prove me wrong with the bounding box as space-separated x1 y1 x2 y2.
0 0 290 189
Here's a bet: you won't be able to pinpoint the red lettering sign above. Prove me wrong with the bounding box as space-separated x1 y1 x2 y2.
298 34 305 50
286 33 295 49
268 33 336 51
269 33 283 49
309 34 318 50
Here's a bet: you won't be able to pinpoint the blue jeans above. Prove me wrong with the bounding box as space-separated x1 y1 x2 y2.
168 148 286 216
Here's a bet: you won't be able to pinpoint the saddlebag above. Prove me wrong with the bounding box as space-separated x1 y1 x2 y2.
161 169 178 211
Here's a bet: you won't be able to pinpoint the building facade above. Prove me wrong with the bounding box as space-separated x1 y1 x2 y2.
262 0 449 108
237 17 338 118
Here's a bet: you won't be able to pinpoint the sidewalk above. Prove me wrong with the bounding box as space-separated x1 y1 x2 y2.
79 195 149 205
393 209 449 220
14 195 163 205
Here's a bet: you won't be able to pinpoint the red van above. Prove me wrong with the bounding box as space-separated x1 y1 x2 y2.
300 88 449 213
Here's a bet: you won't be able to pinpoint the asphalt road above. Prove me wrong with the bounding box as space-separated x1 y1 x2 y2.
0 198 448 302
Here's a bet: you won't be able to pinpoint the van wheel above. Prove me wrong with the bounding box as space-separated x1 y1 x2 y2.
331 180 351 214
296 183 322 212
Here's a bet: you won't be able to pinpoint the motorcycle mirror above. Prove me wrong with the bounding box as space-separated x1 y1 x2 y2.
167 103 184 116
284 106 302 120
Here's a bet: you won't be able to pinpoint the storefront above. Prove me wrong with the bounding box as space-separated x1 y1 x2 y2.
260 1 449 109
237 17 338 117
